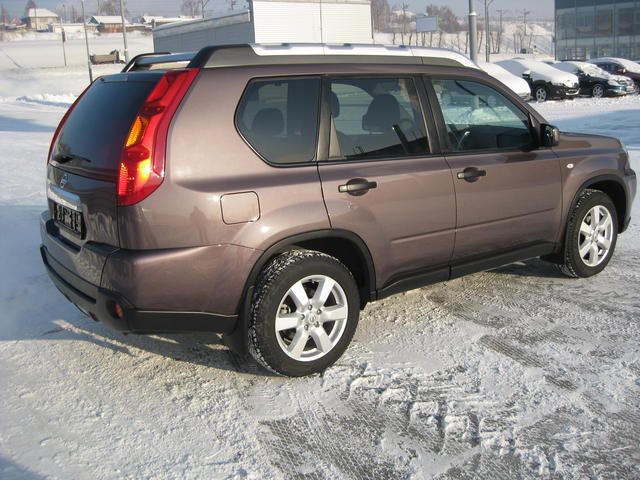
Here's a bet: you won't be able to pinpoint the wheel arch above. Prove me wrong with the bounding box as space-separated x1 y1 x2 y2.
238 229 376 314
569 175 628 235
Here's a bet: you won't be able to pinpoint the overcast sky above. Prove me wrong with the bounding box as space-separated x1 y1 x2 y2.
7 0 554 21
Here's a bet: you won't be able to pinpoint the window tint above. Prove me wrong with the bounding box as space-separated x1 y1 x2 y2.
236 78 320 164
52 79 157 178
432 79 533 152
329 78 429 160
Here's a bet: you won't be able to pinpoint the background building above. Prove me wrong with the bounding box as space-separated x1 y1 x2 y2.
153 0 373 52
24 8 58 31
555 0 640 60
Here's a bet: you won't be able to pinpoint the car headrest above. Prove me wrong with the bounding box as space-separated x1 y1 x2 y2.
251 108 284 136
362 94 400 133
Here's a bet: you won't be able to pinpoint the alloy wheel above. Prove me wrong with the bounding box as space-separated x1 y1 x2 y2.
578 205 614 267
274 275 349 362
536 87 547 102
592 84 604 98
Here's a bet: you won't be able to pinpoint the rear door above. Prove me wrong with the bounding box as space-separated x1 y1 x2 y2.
427 77 562 265
317 75 456 292
44 73 161 285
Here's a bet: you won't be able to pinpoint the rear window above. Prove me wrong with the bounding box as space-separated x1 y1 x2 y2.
235 77 321 165
52 77 157 179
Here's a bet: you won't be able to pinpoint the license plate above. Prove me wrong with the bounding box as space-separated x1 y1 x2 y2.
53 202 83 235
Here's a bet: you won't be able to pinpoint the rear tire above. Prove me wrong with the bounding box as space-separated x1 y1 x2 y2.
248 249 360 376
559 189 618 278
535 86 549 102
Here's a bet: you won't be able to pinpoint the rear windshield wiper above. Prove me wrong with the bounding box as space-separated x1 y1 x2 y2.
53 153 91 164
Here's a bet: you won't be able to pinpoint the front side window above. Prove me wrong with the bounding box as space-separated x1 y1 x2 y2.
329 77 429 160
432 79 533 152
236 78 320 164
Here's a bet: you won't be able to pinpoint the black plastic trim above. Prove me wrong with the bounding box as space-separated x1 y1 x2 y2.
377 243 556 300
237 229 377 313
449 243 555 279
567 174 631 235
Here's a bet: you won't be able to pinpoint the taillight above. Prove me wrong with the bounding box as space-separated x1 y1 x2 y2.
118 68 199 206
48 85 91 164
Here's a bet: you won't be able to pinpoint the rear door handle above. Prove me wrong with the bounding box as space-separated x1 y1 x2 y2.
338 178 378 196
457 167 487 182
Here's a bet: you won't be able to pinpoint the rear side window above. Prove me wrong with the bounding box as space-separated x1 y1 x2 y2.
432 79 533 152
329 77 429 160
236 78 321 165
52 78 157 178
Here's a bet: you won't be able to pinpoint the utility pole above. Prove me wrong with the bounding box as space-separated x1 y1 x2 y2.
60 18 67 66
81 0 93 83
119 0 129 62
484 0 493 62
523 8 530 37
468 0 478 63
496 8 503 53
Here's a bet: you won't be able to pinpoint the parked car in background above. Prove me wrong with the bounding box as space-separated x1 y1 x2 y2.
553 61 633 97
496 58 580 102
589 57 640 92
40 44 636 376
479 62 532 100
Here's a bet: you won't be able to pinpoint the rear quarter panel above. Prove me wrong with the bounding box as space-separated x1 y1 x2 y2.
117 67 331 252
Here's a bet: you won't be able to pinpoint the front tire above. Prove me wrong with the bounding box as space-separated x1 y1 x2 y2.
248 249 360 376
559 190 618 278
592 84 605 98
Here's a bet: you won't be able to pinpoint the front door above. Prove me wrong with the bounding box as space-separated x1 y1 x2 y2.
429 77 562 262
318 76 456 291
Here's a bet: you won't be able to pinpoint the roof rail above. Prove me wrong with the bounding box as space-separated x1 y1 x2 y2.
187 43 479 70
122 51 196 72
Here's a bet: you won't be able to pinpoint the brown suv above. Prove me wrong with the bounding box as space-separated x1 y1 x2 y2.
41 44 637 376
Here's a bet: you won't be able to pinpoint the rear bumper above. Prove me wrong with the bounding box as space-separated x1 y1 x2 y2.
41 245 238 333
40 210 260 333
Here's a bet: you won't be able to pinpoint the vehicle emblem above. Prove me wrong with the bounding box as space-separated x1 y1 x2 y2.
59 174 68 189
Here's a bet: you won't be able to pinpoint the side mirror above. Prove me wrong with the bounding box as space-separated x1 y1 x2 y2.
522 69 532 80
541 124 559 147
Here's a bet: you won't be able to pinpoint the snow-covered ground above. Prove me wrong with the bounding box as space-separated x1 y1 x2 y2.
1 60 639 479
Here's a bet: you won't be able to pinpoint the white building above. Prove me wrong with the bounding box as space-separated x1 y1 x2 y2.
24 8 58 31
153 0 373 52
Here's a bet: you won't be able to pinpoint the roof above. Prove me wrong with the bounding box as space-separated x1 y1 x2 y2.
590 57 640 72
192 43 479 69
26 8 58 18
90 16 129 25
141 15 194 24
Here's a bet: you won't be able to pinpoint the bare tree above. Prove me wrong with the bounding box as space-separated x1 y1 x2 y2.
181 0 201 17
1 4 10 24
98 0 120 16
24 0 37 15
371 0 391 33
425 4 461 33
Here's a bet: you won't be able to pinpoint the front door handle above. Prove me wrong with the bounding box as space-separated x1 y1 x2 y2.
338 178 378 196
457 167 487 182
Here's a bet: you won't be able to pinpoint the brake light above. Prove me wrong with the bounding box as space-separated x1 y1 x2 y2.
47 85 91 164
118 68 199 206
